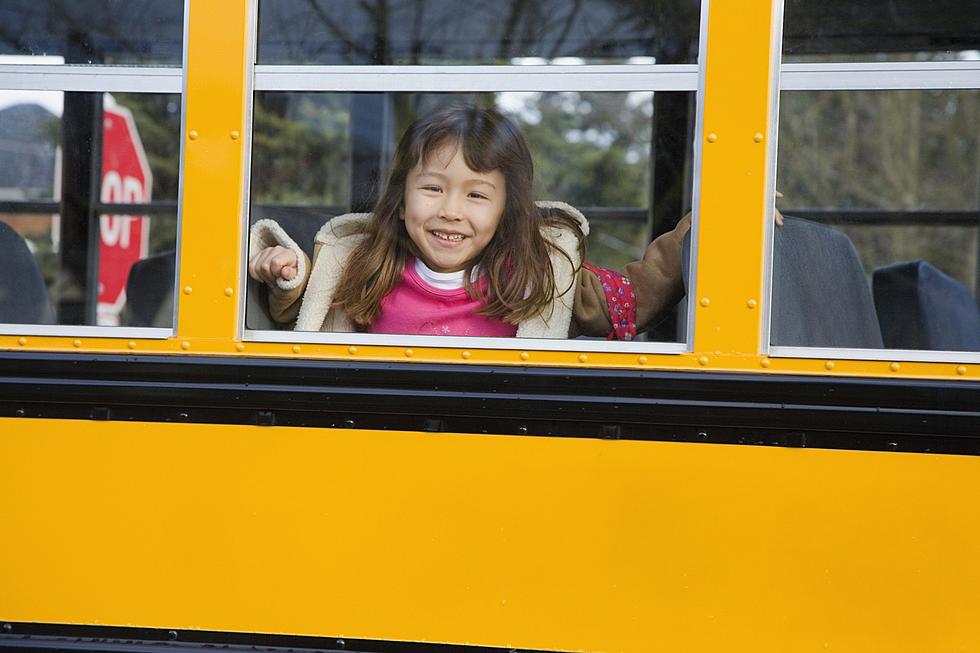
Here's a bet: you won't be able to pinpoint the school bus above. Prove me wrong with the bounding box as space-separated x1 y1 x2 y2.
1 1 978 652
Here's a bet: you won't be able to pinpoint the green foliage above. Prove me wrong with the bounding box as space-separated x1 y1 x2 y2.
251 93 350 206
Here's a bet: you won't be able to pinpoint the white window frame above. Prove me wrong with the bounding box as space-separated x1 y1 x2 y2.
241 0 709 355
763 0 980 364
0 2 189 339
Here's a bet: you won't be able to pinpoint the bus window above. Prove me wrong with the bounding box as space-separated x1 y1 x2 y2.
0 1 184 66
0 2 184 333
783 0 980 63
257 0 700 66
247 0 701 350
246 90 695 345
770 1 980 357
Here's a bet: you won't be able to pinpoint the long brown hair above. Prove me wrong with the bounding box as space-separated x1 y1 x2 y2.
332 103 584 328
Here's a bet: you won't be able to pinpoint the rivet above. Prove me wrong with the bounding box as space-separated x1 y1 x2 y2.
746 299 758 309
461 350 471 359
824 361 835 370
956 365 967 376
706 132 718 143
72 339 81 348
698 355 709 366
188 130 199 140
753 132 764 142
127 341 137 349
17 337 26 346
760 357 771 368
578 354 589 363
224 287 234 297
230 130 240 140
699 297 710 307
348 345 358 355
520 351 529 361
235 343 245 352
181 341 191 350
637 356 648 365
405 348 414 357
183 286 193 295
889 362 901 372
291 345 301 354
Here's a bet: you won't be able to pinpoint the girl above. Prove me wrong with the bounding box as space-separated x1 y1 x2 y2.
249 103 689 339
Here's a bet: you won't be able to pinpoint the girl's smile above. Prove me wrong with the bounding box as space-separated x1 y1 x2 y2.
402 143 506 273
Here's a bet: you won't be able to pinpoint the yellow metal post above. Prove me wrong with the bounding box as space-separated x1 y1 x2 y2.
177 0 251 345
693 0 778 356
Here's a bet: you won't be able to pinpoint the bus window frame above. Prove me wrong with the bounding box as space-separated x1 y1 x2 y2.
239 0 710 355
762 0 980 366
0 0 189 339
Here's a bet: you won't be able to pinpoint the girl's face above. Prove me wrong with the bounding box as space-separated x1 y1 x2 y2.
402 143 506 273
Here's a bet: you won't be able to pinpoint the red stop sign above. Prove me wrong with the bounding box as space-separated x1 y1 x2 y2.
98 101 152 326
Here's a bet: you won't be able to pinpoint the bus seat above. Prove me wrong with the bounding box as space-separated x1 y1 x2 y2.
0 220 55 325
872 260 980 351
771 216 883 348
125 251 176 328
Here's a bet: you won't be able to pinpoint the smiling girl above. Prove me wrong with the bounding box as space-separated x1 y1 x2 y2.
249 103 689 339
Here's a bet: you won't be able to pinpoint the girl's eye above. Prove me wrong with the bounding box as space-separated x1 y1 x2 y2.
421 185 441 193
469 192 489 200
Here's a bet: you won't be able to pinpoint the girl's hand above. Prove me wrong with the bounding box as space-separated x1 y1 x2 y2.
248 245 298 286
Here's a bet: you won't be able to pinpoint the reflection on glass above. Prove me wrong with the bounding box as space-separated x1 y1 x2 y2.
775 89 980 352
0 1 184 65
783 0 980 62
0 91 181 327
257 0 700 65
248 93 695 342
0 90 61 201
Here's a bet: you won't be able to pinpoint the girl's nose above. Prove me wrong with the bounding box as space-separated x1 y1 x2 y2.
439 197 463 219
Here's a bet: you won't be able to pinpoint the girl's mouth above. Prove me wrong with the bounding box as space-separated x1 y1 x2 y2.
431 230 466 242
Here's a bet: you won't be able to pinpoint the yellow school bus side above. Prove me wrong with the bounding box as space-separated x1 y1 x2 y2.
1 418 978 653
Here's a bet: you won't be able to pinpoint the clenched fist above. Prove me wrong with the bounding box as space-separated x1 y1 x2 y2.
249 245 298 287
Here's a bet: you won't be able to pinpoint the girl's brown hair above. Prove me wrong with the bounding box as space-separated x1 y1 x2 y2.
332 103 583 328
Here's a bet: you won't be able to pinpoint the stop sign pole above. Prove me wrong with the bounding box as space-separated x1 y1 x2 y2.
98 99 152 326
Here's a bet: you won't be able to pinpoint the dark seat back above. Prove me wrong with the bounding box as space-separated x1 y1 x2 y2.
873 260 980 351
0 220 54 325
125 251 175 328
771 216 882 348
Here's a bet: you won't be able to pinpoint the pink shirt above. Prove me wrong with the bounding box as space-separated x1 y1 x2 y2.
371 259 517 337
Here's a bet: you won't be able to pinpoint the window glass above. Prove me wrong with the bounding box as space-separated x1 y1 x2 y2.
783 0 980 62
0 1 184 66
0 91 181 328
774 89 980 352
247 91 694 341
257 0 700 65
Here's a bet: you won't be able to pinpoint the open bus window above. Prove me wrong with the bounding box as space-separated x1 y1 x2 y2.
0 90 181 329
0 1 184 67
246 91 695 344
257 0 700 66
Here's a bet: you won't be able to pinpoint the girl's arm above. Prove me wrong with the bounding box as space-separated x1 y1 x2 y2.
573 213 691 338
249 219 315 325
264 246 313 324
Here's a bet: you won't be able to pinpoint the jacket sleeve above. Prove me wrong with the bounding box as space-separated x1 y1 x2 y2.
573 213 691 337
249 219 314 325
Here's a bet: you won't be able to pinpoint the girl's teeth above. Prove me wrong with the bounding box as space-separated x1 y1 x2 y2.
435 232 463 241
